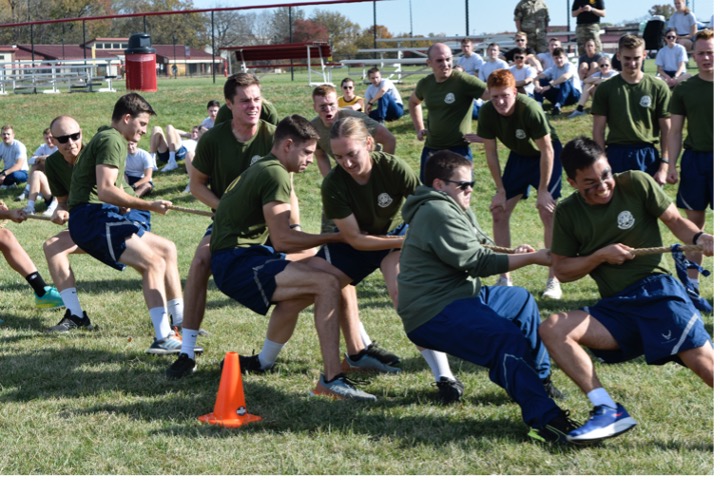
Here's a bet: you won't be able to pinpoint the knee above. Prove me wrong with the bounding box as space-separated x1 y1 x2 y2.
539 314 561 342
189 246 212 277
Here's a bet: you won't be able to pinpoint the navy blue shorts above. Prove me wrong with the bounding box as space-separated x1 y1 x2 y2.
157 145 188 163
605 143 660 176
584 274 712 365
676 149 713 211
502 139 563 200
420 145 473 186
68 203 151 271
127 175 155 189
314 224 407 285
211 245 290 315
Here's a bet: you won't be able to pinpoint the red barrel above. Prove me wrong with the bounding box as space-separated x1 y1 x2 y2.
124 33 157 92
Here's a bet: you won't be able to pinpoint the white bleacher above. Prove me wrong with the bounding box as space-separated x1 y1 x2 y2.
0 58 121 95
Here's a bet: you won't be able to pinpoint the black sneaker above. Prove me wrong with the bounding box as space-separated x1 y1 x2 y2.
528 409 581 444
219 353 275 374
435 376 464 404
365 341 401 366
542 377 566 400
166 353 196 379
46 309 94 333
551 106 561 116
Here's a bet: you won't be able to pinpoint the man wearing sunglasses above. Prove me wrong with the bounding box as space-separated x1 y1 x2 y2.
397 149 579 445
469 69 564 300
0 125 29 190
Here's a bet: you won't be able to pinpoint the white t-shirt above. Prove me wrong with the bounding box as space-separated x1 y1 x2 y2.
541 62 581 91
182 138 198 153
667 11 698 36
125 148 154 178
30 143 58 165
655 44 688 73
480 59 509 82
364 79 403 105
200 116 215 130
456 53 484 77
0 140 29 171
509 64 537 95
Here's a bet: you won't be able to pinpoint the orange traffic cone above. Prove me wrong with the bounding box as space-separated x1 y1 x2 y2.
198 351 262 427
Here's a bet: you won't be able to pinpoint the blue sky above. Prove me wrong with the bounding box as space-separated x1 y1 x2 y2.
192 0 715 37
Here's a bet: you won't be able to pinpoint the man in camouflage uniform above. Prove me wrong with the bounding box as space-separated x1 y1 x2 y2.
572 0 606 56
514 0 550 53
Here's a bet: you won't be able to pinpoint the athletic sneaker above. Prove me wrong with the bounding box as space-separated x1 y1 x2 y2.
22 205 34 215
43 198 58 217
542 377 565 400
35 286 64 309
15 192 26 201
567 109 586 119
435 376 464 404
495 276 513 287
528 410 581 444
166 353 197 379
342 346 402 374
365 341 401 366
219 353 274 374
146 334 183 355
312 373 377 401
567 403 637 443
542 277 563 300
46 309 94 333
551 106 561 116
161 160 178 172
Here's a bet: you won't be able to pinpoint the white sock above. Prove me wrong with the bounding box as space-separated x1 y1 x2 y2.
357 321 372 347
26 200 35 211
420 349 455 382
60 288 83 317
169 151 176 163
149 306 171 340
167 298 183 327
181 329 199 359
258 338 285 368
587 388 616 409
688 277 699 288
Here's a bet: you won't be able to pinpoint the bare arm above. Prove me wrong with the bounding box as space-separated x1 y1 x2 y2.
408 91 426 141
333 214 404 252
535 134 555 212
592 114 607 152
552 243 636 283
314 146 333 178
666 113 685 184
96 164 170 214
264 201 342 253
654 116 671 185
374 125 396 154
188 164 220 210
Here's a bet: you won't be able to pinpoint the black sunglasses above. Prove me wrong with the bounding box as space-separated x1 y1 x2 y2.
666 36 677 40
54 132 81 144
442 179 475 190
599 63 610 67
342 85 353 89
514 56 525 60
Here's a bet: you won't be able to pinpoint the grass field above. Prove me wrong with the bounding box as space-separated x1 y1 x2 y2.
0 68 714 475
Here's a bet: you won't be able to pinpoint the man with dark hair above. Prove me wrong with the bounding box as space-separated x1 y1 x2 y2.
397 149 579 444
541 136 714 443
67 93 186 354
592 34 671 184
533 47 582 115
364 67 404 123
209 115 376 401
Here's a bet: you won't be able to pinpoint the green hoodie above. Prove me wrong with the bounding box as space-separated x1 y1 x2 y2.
397 185 510 333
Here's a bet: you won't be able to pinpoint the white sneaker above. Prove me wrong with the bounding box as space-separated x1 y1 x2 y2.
542 278 563 300
495 276 513 287
43 198 58 217
161 160 178 172
15 192 27 201
183 183 191 193
567 109 586 119
22 205 34 214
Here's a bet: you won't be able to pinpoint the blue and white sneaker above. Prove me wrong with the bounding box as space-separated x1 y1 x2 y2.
567 403 637 443
146 334 183 355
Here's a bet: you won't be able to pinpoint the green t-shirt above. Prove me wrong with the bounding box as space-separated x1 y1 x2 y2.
215 100 279 126
322 151 419 235
192 120 275 199
210 155 292 252
476 93 559 157
310 110 380 162
68 127 128 209
414 70 486 149
668 75 713 152
45 148 77 198
552 171 671 298
591 74 670 146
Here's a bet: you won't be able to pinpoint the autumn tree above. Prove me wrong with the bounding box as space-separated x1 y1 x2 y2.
648 4 675 20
